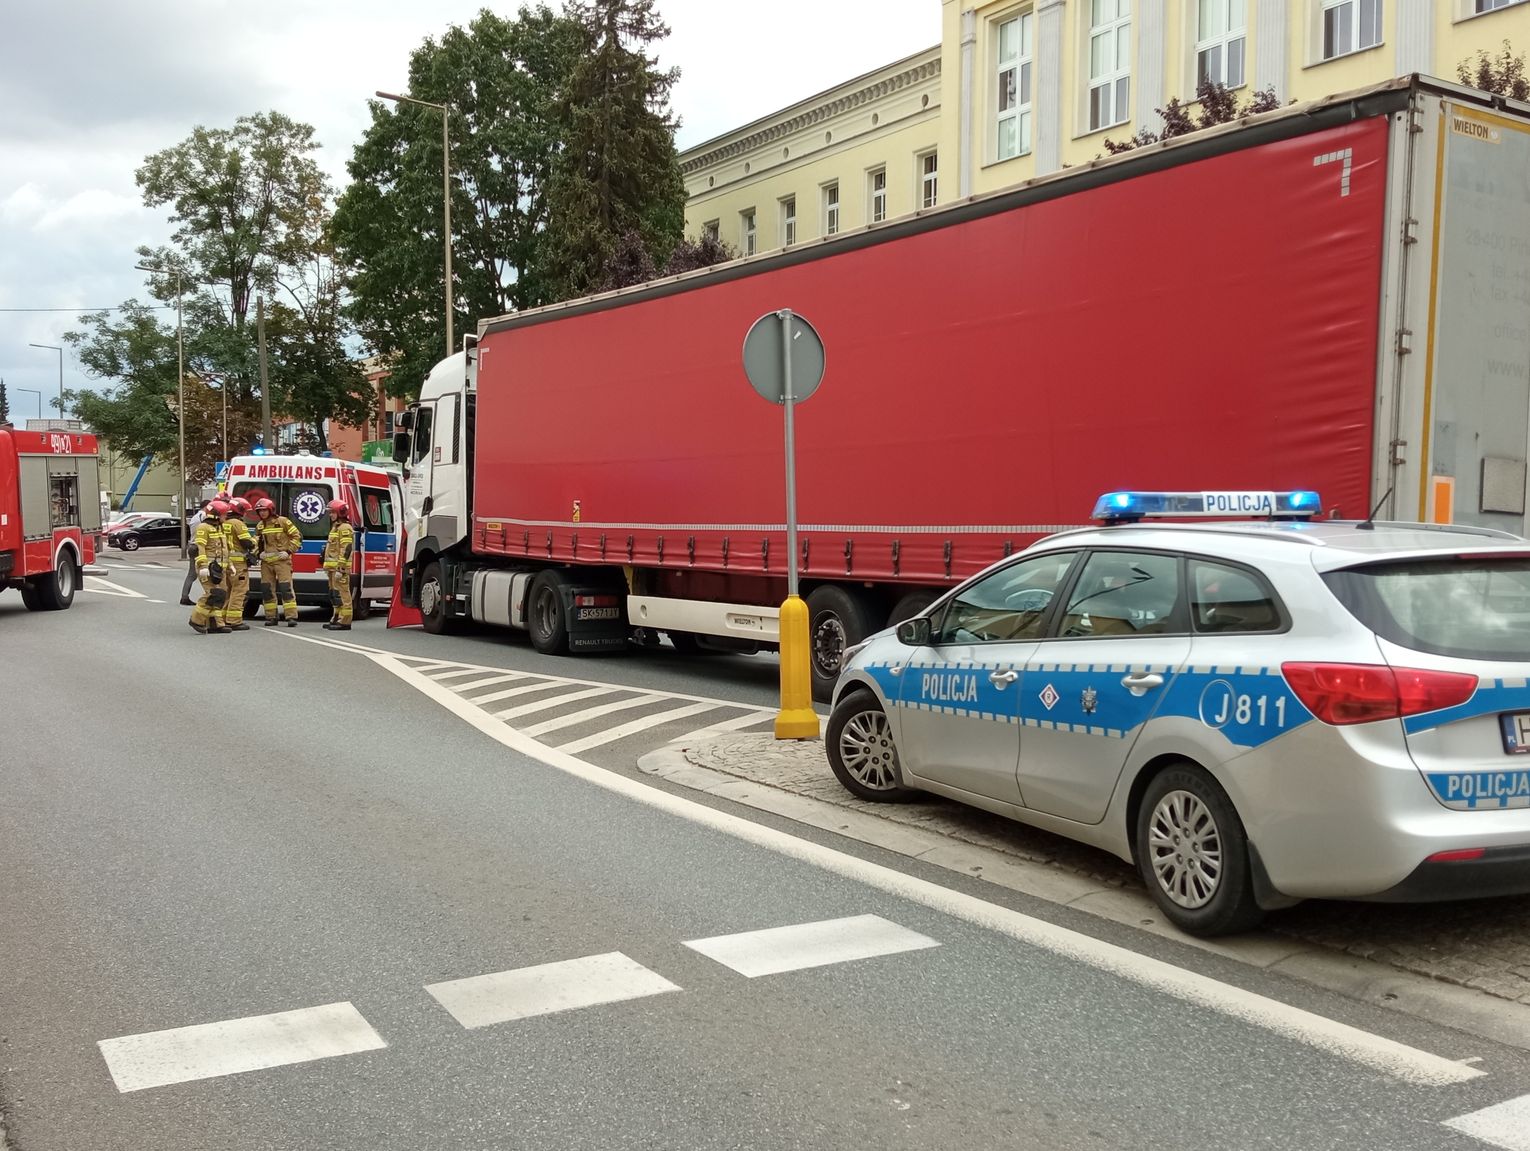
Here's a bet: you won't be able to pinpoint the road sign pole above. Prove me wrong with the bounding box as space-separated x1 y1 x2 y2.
774 308 818 741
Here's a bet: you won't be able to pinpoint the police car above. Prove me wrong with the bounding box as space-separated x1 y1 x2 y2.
827 490 1530 936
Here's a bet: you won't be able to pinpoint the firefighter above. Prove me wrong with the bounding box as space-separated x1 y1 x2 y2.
220 496 258 631
189 500 233 635
321 498 355 631
253 497 301 627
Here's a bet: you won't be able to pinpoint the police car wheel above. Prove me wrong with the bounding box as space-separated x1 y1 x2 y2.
1134 764 1263 937
827 691 919 802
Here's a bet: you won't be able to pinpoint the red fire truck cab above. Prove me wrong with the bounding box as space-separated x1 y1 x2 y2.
0 427 101 612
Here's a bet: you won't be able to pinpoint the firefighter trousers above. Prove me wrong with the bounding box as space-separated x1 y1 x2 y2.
222 563 251 626
190 573 229 629
261 558 298 620
328 569 353 624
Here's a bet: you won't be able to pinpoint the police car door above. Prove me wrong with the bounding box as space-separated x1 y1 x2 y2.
1016 549 1191 824
897 551 1081 804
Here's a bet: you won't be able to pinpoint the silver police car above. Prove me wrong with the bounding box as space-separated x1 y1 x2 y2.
827 490 1530 936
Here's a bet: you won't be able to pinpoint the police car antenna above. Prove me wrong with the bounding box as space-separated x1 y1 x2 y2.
1356 485 1393 531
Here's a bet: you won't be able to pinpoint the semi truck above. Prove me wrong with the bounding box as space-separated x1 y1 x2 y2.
390 76 1530 699
0 427 101 612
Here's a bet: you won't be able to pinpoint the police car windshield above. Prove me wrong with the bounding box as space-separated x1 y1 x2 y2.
1324 558 1530 661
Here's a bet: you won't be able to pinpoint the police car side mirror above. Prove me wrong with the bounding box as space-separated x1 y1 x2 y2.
896 617 931 646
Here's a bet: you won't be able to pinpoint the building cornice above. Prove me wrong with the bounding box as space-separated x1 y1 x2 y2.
680 54 942 175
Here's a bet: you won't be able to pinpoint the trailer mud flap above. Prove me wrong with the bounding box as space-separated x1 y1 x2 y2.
564 583 629 653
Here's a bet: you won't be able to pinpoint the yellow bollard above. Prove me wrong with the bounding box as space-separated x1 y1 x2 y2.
774 594 820 739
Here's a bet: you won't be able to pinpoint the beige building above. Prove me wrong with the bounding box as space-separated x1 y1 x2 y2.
682 0 1530 250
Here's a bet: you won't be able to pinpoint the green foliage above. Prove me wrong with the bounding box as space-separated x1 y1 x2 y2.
335 5 585 399
1104 81 1286 154
541 0 687 300
600 229 737 291
0 380 9 424
1458 40 1530 100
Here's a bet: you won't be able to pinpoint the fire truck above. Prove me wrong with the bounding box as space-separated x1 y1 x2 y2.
0 427 102 612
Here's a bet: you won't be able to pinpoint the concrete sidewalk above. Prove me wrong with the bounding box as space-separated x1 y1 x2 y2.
639 732 1530 1047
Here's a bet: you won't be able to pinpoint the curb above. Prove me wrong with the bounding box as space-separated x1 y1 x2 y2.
638 743 1530 1053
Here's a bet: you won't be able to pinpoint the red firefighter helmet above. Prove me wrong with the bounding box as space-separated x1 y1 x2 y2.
227 496 252 517
253 497 277 515
327 498 350 520
206 500 231 518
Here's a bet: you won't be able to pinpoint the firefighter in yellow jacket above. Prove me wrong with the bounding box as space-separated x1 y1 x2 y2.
253 497 302 627
322 498 355 631
220 495 257 631
188 500 233 635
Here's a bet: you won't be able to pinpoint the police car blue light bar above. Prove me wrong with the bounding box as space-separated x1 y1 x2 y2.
1092 489 1323 522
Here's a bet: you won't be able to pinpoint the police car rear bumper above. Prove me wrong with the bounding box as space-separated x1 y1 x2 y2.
1362 844 1530 903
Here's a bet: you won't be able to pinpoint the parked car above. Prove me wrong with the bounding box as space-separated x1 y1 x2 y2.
108 516 183 551
828 489 1530 937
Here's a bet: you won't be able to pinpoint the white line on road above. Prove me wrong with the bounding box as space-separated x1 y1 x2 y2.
520 693 669 737
1443 1094 1530 1150
446 672 526 693
146 599 166 604
494 685 613 720
556 701 719 754
685 914 939 978
79 577 147 599
670 710 781 742
371 651 1487 1088
469 680 569 706
428 666 512 682
426 952 680 1030
98 1001 386 1093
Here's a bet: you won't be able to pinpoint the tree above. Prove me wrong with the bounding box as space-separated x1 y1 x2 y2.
599 228 735 291
336 6 585 399
0 380 9 425
1104 81 1284 154
541 0 687 300
1458 40 1529 100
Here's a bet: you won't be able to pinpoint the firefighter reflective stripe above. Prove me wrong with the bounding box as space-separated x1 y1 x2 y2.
224 518 255 567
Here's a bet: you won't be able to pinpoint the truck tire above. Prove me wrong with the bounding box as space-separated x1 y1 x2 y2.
805 585 878 703
887 590 938 627
30 552 77 611
419 561 457 635
527 569 570 655
19 583 42 611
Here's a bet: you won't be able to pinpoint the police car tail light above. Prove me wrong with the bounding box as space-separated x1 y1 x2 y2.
1280 663 1478 726
1092 490 1322 523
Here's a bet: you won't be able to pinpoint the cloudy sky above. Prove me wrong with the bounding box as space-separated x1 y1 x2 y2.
0 0 939 421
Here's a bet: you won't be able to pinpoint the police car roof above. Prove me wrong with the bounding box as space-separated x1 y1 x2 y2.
1041 519 1528 570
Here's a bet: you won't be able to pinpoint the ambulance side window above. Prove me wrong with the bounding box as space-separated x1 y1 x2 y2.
411 406 433 467
362 491 392 530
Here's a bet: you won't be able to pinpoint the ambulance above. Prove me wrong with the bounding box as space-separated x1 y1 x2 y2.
0 427 101 612
224 453 401 619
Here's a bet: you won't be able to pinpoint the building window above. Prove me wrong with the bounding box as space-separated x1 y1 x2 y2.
1089 0 1132 132
869 168 887 223
1476 0 1523 11
920 152 938 208
1197 0 1246 88
996 12 1035 160
1321 0 1381 59
823 183 840 236
781 197 796 246
703 220 719 243
741 209 756 256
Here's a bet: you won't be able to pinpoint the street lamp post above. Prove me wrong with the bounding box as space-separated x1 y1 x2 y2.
136 264 189 558
375 90 454 357
27 343 63 419
15 388 42 421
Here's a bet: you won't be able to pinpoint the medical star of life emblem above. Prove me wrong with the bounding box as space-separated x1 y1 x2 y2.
1081 687 1098 714
1039 683 1060 711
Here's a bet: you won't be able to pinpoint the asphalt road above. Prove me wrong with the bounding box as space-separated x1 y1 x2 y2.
4 556 1530 1151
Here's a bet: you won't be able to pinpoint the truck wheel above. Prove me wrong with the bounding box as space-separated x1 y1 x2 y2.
887 590 937 627
805 585 878 703
419 561 457 635
527 570 569 655
31 552 77 611
19 583 41 611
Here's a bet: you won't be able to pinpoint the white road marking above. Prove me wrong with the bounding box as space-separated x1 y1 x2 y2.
426 952 680 1030
520 693 669 737
1443 1094 1530 1150
685 914 939 978
470 680 569 706
98 1001 385 1093
446 672 526 693
146 599 166 604
429 667 506 682
370 652 1487 1088
79 577 147 599
670 710 778 742
556 701 719 754
494 685 614 721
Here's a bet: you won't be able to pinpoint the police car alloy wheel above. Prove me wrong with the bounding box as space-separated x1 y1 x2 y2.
1135 765 1262 936
827 691 918 802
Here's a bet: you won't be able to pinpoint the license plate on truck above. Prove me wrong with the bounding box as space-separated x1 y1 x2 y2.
576 606 621 621
1499 712 1530 754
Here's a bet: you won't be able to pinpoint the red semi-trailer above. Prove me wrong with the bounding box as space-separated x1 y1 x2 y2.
391 78 1530 697
0 427 101 612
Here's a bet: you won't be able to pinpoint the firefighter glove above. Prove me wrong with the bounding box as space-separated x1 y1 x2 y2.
197 567 210 582
208 560 226 582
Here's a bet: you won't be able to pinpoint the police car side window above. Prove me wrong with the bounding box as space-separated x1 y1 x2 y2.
935 551 1078 645
1060 551 1184 638
1190 560 1282 634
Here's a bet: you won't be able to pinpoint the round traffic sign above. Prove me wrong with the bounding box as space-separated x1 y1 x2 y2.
742 310 825 405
